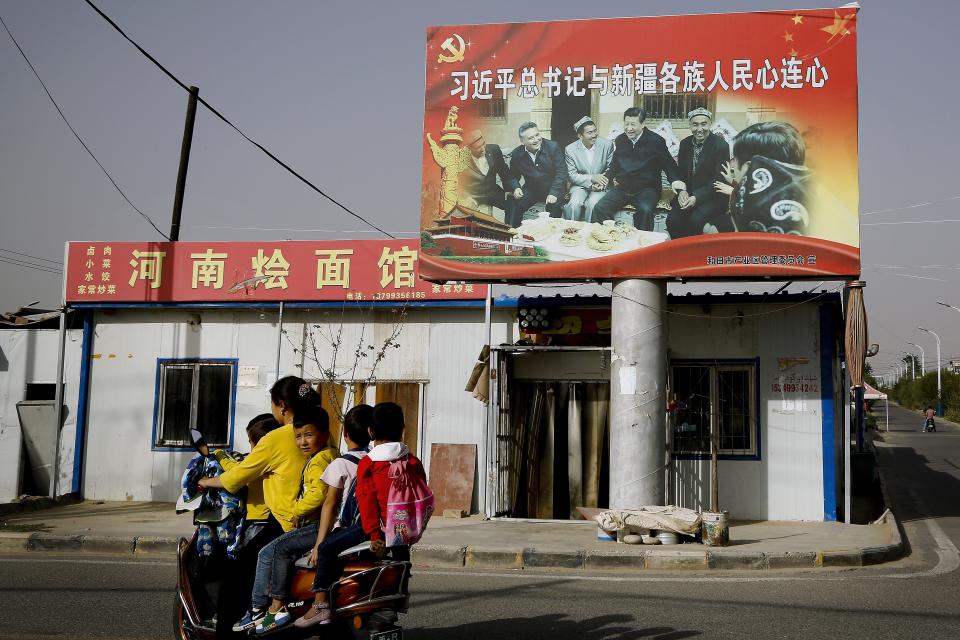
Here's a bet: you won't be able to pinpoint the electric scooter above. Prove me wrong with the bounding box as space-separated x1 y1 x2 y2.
173 429 410 640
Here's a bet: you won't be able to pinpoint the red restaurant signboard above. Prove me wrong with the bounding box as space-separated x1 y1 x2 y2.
64 240 487 303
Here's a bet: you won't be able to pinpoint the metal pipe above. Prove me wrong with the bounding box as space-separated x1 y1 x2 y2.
71 312 94 495
918 327 942 415
907 342 925 374
482 284 493 516
610 279 667 509
274 301 284 378
51 307 68 498
843 363 851 524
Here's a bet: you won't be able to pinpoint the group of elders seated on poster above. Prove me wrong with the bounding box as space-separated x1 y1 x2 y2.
459 106 811 238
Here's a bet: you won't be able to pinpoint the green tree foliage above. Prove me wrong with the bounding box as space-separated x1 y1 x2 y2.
889 369 960 421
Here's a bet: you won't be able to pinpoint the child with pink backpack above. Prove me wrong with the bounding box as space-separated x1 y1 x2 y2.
293 402 432 629
357 402 433 556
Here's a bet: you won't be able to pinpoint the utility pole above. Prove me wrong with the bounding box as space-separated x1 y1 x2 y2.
610 279 666 510
918 327 942 416
908 342 925 374
169 86 200 241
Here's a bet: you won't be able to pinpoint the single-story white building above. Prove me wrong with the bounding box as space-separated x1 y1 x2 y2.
2 281 847 522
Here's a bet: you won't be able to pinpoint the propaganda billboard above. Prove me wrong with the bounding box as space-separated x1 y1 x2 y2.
419 8 860 281
64 240 487 303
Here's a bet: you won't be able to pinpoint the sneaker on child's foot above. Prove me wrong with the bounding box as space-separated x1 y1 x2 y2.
255 607 291 635
293 603 331 628
232 609 265 632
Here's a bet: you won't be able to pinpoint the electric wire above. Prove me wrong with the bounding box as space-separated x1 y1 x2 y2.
185 225 416 235
0 13 169 240
0 256 62 275
84 0 394 240
861 195 960 216
862 219 960 226
0 248 63 265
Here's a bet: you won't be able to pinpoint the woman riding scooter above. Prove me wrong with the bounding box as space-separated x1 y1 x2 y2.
197 376 317 636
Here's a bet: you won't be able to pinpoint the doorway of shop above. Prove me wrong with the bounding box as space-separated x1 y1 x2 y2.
489 347 611 519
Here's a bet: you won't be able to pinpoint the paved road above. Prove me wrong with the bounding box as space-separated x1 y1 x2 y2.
1 403 958 639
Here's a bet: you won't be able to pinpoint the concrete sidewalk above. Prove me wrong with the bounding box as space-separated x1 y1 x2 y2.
0 498 902 572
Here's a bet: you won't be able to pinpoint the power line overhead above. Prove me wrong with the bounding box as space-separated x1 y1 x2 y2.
83 0 395 240
0 14 169 240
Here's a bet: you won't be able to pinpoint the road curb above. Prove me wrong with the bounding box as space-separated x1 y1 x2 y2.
2 531 904 573
817 549 862 567
81 535 137 555
645 550 709 571
464 547 523 570
522 548 585 569
869 429 907 563
27 533 84 552
0 532 30 552
765 551 817 569
411 544 465 568
134 536 180 555
583 549 647 572
707 551 769 570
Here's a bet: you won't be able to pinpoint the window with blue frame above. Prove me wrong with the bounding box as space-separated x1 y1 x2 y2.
671 361 758 457
155 360 235 448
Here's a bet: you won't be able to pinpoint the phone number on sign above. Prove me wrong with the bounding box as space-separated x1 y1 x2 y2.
771 383 819 393
372 291 427 300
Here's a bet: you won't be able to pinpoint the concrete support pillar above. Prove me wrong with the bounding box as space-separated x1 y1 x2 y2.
609 278 667 508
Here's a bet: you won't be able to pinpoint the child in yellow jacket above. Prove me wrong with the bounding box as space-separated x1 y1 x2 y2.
225 377 338 634
247 385 338 634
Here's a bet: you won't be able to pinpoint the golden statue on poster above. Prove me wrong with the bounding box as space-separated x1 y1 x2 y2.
426 106 471 218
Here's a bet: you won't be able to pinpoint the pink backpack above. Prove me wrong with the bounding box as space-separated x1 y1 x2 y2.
384 456 434 546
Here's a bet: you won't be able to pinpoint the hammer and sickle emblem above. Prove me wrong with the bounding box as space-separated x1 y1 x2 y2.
437 34 466 64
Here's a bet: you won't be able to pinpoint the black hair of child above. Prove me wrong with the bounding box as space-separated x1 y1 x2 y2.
270 375 330 432
246 413 281 446
343 404 373 448
732 121 805 166
371 402 405 442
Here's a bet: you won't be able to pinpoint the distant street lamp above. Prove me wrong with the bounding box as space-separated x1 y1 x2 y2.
907 342 926 374
918 327 942 416
937 300 960 315
901 353 915 379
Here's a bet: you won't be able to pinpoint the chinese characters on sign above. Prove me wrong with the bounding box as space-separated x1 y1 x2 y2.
77 244 117 297
449 58 830 101
65 241 486 303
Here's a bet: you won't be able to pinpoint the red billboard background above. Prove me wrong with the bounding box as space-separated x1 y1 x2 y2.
65 240 487 303
420 8 860 282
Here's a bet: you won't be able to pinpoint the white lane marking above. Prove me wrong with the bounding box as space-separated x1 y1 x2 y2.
0 556 174 567
887 487 960 579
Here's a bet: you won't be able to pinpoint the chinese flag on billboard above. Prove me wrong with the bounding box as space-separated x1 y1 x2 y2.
419 8 860 281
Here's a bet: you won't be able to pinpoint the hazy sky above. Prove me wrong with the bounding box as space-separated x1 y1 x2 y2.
1 0 957 379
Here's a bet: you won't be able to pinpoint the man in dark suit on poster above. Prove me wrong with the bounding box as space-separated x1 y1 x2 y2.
592 107 687 231
505 122 566 227
460 129 511 214
666 107 735 238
